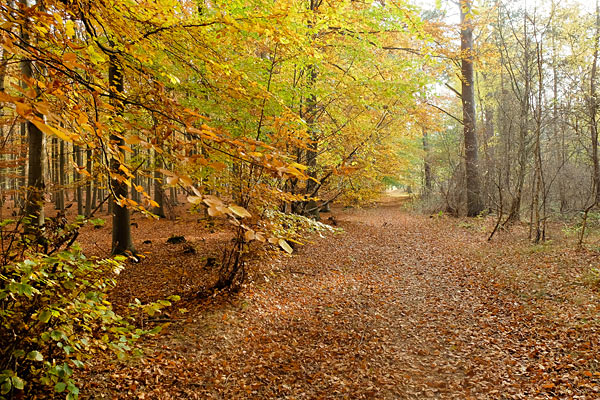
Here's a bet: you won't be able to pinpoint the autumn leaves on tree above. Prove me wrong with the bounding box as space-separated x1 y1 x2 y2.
0 0 438 253
5 0 600 249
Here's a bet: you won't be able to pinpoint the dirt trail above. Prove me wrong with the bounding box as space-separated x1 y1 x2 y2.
86 198 600 399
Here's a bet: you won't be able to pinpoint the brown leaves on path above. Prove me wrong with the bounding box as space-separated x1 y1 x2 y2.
83 198 600 399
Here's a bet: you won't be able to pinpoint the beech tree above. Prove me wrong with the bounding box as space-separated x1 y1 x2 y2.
460 0 483 217
19 0 44 232
107 56 135 255
0 0 435 251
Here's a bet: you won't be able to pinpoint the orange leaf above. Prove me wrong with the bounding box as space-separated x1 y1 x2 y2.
541 383 555 389
166 176 179 185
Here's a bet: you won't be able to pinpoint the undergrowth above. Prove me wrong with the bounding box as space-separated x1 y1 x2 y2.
0 216 173 399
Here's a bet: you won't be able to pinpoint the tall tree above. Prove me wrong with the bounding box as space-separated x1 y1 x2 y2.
590 0 600 206
20 0 44 231
422 127 432 196
460 0 483 216
108 56 135 255
74 145 83 215
153 148 165 219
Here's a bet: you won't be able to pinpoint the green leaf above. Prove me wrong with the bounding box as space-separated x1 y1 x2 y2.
1 379 11 395
11 376 24 390
148 324 164 334
26 351 43 361
55 382 66 393
38 309 52 323
89 218 105 227
0 219 15 228
67 382 79 395
50 330 64 341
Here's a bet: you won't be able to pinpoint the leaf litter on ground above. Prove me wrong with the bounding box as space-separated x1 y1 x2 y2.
78 196 600 399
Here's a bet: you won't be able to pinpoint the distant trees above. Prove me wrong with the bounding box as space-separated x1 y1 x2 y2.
421 0 600 240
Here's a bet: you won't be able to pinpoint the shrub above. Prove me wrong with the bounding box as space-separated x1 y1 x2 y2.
0 245 154 399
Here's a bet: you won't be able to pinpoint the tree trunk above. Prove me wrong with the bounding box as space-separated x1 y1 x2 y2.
153 150 165 218
591 0 600 205
57 139 65 211
293 0 322 219
506 13 531 224
460 0 483 217
303 64 319 219
422 127 432 196
531 41 545 243
131 146 140 204
170 186 178 206
91 185 99 213
109 56 135 255
20 4 44 231
85 147 93 216
482 106 494 207
51 138 58 208
551 14 567 213
74 145 83 215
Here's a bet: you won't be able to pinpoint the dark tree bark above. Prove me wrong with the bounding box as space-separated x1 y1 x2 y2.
131 146 140 204
20 2 44 231
91 185 99 213
52 138 58 208
530 40 546 243
292 0 322 219
108 56 135 255
170 186 178 206
460 0 483 217
23 120 44 227
422 127 432 196
74 144 83 215
85 147 93 216
303 63 319 219
153 149 165 218
57 139 65 211
551 17 568 213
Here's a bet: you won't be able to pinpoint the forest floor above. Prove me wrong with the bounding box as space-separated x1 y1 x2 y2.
77 195 600 399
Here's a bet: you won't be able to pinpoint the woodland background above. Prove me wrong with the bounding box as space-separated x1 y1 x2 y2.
2 0 600 398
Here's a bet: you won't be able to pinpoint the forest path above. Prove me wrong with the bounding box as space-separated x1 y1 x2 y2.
88 197 600 399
